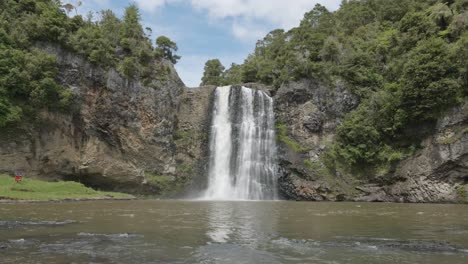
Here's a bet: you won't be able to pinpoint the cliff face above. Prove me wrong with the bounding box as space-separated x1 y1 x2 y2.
0 44 186 194
0 45 466 201
364 103 468 203
273 79 359 201
274 79 468 203
173 85 215 195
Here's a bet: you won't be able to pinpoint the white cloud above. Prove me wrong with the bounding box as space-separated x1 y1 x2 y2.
132 0 341 41
134 0 169 12
232 22 267 42
190 0 341 29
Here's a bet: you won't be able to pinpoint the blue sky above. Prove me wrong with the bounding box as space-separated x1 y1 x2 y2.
75 0 341 87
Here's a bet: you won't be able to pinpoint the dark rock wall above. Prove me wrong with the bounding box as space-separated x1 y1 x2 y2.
174 85 215 196
0 44 186 194
274 79 468 203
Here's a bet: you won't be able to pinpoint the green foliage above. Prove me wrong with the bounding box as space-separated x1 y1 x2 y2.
118 57 140 78
178 163 193 174
119 4 144 46
456 184 467 203
223 63 243 84
0 0 183 128
304 159 333 179
0 174 133 200
201 59 226 86
144 172 182 196
0 99 21 127
174 129 192 144
276 122 306 152
68 11 117 66
155 36 181 64
401 37 461 119
0 45 71 126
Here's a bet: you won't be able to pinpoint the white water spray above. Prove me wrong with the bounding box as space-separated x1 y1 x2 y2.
202 86 278 200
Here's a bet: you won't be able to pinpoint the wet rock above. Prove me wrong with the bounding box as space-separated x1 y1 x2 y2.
279 173 337 201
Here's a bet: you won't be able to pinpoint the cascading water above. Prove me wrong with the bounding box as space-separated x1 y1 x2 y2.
202 85 279 200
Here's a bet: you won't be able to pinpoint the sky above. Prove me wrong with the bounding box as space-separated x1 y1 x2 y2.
74 0 342 87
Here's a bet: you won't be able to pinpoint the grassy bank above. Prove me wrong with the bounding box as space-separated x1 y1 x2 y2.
0 175 133 201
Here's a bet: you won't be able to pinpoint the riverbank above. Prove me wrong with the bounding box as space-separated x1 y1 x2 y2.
0 175 134 202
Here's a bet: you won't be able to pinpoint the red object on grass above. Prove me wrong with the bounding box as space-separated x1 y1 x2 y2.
15 175 23 183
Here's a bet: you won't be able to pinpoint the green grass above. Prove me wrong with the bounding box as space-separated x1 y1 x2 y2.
276 122 306 152
0 175 133 201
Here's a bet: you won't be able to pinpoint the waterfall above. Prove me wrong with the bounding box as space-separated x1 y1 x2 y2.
202 85 279 200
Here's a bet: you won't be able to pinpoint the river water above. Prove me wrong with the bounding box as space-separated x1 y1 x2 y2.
1 200 467 263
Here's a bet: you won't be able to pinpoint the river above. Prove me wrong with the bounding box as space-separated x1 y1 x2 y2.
1 200 467 263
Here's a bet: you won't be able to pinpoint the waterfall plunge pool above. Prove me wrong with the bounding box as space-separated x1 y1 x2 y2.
1 200 468 264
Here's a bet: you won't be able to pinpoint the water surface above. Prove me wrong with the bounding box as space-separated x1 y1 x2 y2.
1 200 467 263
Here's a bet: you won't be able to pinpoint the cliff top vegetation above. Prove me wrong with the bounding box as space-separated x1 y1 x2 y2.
0 0 180 128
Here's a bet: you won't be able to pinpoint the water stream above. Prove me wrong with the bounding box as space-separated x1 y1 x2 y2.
202 86 278 200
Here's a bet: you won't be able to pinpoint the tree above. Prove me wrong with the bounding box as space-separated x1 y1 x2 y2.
224 63 243 84
201 59 225 86
400 37 461 120
119 4 144 51
155 36 181 64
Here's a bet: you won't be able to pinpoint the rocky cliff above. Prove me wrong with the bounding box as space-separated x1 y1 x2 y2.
274 79 468 203
0 45 466 201
0 43 187 195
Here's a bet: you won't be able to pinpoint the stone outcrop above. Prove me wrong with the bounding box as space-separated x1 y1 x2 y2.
274 79 360 201
274 79 468 203
173 85 215 195
355 102 468 203
0 43 186 194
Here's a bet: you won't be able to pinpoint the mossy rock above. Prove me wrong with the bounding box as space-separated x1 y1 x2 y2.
144 172 185 197
275 121 306 152
456 185 467 203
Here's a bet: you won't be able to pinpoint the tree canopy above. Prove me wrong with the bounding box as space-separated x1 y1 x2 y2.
201 59 225 86
0 0 181 128
156 36 181 64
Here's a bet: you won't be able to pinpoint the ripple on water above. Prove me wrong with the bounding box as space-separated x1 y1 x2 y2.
0 220 78 229
77 232 144 239
272 236 468 254
196 243 282 264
